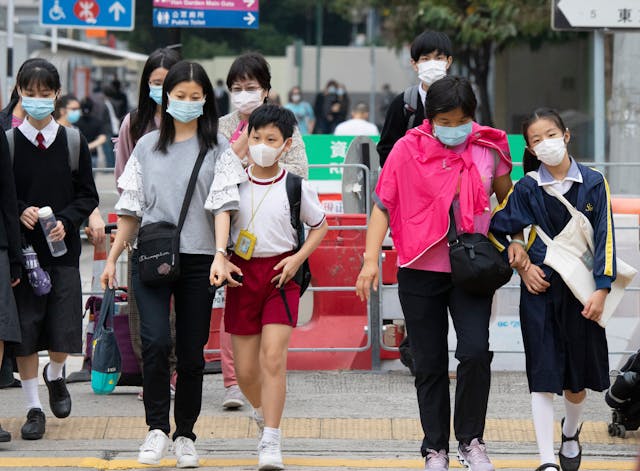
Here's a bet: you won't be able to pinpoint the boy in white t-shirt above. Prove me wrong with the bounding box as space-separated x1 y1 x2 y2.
211 105 327 470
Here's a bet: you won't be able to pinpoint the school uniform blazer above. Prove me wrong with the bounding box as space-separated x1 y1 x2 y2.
489 162 616 290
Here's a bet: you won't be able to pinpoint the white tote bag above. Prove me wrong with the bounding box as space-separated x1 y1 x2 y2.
528 172 636 327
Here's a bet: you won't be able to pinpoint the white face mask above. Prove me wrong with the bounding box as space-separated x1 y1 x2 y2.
417 60 448 86
231 90 263 115
249 143 284 168
533 137 567 167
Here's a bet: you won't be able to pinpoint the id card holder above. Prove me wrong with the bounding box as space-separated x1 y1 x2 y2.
234 229 257 260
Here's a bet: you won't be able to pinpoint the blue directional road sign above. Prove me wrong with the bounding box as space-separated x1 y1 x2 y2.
153 8 259 29
40 0 135 31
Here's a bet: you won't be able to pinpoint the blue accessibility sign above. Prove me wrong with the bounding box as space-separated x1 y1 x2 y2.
40 0 135 31
153 8 258 29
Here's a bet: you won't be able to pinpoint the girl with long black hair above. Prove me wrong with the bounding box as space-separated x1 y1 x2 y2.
102 61 245 468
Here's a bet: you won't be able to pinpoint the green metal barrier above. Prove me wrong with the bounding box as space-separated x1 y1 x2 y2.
301 134 525 182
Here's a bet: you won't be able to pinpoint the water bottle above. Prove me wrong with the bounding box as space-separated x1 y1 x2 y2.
38 206 67 257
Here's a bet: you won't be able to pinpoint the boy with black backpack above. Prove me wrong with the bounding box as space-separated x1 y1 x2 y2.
210 105 327 470
377 30 454 167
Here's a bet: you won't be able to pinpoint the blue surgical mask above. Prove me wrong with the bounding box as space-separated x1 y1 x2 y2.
434 121 473 147
67 109 81 124
149 85 163 105
166 96 205 123
22 96 55 120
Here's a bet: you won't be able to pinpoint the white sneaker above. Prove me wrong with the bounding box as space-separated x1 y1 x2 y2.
258 437 284 470
253 409 265 442
222 384 245 409
138 429 170 465
174 436 199 468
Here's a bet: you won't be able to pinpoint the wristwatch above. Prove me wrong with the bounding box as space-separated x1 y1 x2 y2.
215 247 227 256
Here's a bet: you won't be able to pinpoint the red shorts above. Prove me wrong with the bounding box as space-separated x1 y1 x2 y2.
225 253 300 335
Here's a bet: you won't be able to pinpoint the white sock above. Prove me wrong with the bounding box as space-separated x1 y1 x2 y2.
255 406 264 419
561 395 585 458
262 427 281 444
21 377 42 412
531 392 556 468
47 360 65 381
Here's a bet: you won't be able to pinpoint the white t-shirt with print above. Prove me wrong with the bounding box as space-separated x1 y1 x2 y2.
231 166 326 258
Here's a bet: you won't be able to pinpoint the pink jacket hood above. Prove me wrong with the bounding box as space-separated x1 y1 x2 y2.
375 120 511 266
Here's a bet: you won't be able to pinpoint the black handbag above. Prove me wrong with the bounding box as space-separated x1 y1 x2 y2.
137 147 207 286
447 207 512 296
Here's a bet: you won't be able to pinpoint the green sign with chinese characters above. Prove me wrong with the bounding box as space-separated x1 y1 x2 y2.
301 134 525 181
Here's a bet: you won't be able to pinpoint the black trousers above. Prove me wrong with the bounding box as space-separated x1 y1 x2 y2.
132 251 214 441
397 268 493 455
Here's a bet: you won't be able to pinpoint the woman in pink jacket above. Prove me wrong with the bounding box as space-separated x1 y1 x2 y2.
356 76 523 471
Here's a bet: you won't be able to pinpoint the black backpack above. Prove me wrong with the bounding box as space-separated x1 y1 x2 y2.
285 172 312 295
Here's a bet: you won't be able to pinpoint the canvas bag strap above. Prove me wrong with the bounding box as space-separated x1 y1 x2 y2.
176 146 207 234
96 288 116 335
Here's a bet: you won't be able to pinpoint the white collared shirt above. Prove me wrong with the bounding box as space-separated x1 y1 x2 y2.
537 157 583 195
18 117 60 149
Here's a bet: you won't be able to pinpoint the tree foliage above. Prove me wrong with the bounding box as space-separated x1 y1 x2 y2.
331 0 574 126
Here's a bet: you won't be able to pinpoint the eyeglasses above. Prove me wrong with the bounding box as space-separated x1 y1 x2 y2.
230 86 262 94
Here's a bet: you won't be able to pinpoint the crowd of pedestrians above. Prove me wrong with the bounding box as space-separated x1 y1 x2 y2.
0 28 624 471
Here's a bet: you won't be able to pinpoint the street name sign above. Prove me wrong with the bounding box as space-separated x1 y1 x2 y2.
553 0 640 30
153 0 259 29
40 0 134 30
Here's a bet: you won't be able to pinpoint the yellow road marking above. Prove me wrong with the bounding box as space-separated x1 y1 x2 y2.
0 457 634 469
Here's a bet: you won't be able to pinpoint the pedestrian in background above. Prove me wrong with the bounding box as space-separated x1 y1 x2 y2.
10 59 98 441
333 102 379 136
0 126 22 443
214 78 230 116
113 47 182 402
356 76 517 471
76 98 107 169
284 85 315 135
377 30 454 166
54 95 82 129
102 60 245 468
490 108 614 471
106 79 129 122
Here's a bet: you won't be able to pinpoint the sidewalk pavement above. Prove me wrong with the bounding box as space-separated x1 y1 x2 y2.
0 365 638 470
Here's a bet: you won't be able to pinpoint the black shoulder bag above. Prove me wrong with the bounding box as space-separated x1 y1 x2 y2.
447 206 512 296
136 147 207 286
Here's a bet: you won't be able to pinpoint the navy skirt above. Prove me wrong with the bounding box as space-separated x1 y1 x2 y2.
519 271 610 394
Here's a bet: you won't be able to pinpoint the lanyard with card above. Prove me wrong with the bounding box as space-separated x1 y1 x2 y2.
234 173 277 260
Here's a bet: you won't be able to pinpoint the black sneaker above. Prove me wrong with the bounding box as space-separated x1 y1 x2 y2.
21 408 45 440
43 363 71 418
0 423 10 442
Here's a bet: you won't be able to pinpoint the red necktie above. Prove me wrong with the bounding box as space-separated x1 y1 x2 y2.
36 132 46 150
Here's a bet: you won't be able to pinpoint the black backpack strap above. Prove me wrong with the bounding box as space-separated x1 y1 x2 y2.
285 172 304 248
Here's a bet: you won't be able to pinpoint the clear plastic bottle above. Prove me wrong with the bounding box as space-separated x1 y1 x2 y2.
38 206 67 257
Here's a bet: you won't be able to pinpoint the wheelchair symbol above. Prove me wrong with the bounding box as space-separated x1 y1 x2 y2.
49 0 66 21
